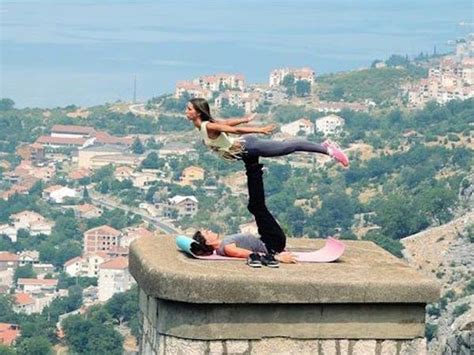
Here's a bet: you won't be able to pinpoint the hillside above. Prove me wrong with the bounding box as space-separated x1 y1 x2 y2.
401 210 473 353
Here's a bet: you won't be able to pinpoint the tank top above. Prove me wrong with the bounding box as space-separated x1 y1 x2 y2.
200 121 244 160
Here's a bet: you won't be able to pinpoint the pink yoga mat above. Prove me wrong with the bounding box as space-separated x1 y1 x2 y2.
184 237 345 263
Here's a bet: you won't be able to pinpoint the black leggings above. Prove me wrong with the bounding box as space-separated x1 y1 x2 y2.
245 161 286 254
242 135 328 159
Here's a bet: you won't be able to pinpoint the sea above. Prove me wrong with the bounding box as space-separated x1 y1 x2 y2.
0 0 472 108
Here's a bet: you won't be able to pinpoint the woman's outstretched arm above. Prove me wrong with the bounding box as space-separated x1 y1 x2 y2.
206 121 275 135
214 114 256 127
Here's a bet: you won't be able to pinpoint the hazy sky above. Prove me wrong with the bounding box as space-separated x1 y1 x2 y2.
1 0 472 107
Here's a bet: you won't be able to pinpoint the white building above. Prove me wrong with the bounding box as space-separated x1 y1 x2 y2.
98 257 134 302
0 225 18 243
18 251 40 266
280 118 315 137
315 114 345 136
64 252 110 278
175 81 213 99
17 278 58 294
42 185 78 204
9 210 54 236
166 195 198 218
269 67 316 87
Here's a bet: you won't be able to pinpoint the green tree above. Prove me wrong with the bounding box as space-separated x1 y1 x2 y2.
14 264 37 283
0 98 15 111
91 164 114 183
140 152 163 169
16 336 53 355
62 314 124 355
281 74 295 96
82 186 91 203
0 344 15 355
295 80 311 97
131 136 145 154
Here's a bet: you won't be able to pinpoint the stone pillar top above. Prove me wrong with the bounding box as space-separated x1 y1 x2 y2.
129 235 440 304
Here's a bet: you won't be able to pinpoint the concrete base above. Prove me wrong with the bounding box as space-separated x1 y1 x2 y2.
139 290 427 354
156 299 426 340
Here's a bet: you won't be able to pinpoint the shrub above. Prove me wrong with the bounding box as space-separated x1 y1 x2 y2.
452 303 470 318
425 323 438 341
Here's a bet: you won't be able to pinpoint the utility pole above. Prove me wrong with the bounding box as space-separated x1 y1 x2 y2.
133 75 137 103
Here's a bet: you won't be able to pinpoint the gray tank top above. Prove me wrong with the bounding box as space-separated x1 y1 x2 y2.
217 233 268 256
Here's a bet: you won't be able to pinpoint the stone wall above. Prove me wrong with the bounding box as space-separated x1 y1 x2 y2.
139 288 426 355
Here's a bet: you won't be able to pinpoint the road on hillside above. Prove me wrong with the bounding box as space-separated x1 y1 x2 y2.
89 192 180 235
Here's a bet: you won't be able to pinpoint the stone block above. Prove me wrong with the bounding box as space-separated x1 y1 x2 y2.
224 340 249 354
337 339 350 354
164 335 208 355
320 339 337 355
352 340 377 355
400 338 426 355
208 341 224 354
380 340 398 355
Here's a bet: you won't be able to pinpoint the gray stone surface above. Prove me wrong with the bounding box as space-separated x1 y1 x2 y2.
154 298 426 339
129 235 440 304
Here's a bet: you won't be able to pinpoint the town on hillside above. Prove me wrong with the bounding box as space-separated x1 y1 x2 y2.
0 34 472 354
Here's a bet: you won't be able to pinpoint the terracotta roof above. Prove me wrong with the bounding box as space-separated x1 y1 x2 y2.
85 225 121 236
77 203 100 213
68 168 91 180
0 323 20 346
64 256 83 267
84 251 109 260
14 292 34 305
36 136 87 146
0 252 19 262
43 184 63 193
94 131 133 145
176 81 201 90
29 143 44 150
17 278 58 286
99 256 128 270
51 124 95 135
10 210 45 220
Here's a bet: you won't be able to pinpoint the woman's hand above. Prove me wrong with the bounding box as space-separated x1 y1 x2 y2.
275 252 298 264
259 124 277 135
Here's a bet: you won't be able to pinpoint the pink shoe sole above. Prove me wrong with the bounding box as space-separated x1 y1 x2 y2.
323 141 349 167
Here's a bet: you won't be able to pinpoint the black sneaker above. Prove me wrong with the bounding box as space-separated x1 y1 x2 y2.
247 253 262 268
261 253 279 268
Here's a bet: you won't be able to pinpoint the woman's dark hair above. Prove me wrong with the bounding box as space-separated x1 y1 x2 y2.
191 230 215 256
189 98 214 122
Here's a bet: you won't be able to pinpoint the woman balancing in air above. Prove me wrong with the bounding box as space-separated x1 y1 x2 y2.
185 98 349 167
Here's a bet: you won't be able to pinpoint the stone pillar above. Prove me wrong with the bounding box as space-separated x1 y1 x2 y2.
130 236 440 355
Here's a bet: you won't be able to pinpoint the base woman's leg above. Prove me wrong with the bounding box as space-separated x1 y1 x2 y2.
245 161 286 253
